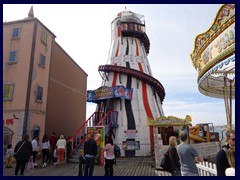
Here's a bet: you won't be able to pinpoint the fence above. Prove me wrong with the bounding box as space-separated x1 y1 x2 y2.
196 161 217 176
192 142 220 158
155 161 217 176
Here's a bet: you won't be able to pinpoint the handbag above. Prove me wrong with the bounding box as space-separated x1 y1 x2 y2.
160 148 172 172
14 141 25 159
25 161 34 172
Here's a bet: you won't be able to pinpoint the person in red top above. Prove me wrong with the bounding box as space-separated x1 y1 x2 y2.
48 132 58 163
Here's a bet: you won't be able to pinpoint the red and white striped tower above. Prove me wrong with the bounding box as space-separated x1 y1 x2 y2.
93 10 165 156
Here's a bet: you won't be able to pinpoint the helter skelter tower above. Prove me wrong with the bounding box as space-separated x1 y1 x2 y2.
88 9 165 156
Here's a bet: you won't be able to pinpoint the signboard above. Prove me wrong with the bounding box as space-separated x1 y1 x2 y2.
87 85 133 103
86 126 105 166
199 23 235 71
122 141 140 150
124 130 138 138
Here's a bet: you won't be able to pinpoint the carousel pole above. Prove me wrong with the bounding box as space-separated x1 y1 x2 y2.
229 78 233 130
223 74 231 130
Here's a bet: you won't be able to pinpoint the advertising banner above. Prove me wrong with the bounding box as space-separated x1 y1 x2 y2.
124 130 138 138
86 126 105 166
87 85 133 103
122 141 140 150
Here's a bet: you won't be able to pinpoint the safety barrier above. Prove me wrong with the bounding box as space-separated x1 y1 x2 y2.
192 142 220 158
155 161 217 176
197 161 217 176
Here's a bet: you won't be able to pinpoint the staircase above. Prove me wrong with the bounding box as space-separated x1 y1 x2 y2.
67 110 118 163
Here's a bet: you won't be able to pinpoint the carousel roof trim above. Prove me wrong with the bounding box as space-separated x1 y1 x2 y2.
190 4 235 69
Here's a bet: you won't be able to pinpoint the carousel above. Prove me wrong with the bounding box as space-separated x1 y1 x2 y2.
190 4 235 130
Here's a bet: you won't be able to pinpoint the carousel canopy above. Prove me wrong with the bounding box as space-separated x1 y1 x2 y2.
190 4 235 99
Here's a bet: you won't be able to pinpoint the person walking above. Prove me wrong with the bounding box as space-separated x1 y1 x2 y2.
14 134 33 176
177 132 203 176
41 134 50 168
216 130 235 176
56 135 66 166
31 135 39 167
48 132 58 163
78 148 85 176
225 146 235 176
84 132 97 176
168 136 181 176
103 137 115 176
5 144 14 168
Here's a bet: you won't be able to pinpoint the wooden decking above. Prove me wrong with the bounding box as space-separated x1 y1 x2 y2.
3 156 171 176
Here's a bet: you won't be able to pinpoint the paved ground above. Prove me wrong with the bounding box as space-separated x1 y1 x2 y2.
3 156 169 176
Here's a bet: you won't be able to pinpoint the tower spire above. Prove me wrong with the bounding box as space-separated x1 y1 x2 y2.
28 5 34 18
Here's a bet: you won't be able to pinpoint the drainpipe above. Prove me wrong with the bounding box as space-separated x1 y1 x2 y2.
23 20 38 138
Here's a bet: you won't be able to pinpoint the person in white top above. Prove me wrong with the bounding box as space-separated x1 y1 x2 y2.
103 137 115 176
41 134 50 168
31 136 39 167
55 135 66 166
225 146 235 176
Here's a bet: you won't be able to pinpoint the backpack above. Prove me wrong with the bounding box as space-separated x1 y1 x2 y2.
160 149 172 172
114 145 121 158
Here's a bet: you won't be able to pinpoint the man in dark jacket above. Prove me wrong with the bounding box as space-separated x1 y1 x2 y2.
14 134 33 176
84 132 97 176
216 130 235 176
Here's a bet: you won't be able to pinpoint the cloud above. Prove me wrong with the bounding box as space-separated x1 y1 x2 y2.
163 100 235 126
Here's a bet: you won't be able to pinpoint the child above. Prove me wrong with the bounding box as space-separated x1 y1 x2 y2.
6 144 14 168
78 148 85 176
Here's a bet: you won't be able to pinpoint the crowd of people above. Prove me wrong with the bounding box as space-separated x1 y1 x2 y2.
4 129 235 176
7 132 67 176
162 130 235 176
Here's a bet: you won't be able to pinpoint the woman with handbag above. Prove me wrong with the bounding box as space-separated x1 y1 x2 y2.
168 136 181 176
14 134 33 176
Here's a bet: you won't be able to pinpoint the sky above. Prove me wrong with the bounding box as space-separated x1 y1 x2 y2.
3 4 235 127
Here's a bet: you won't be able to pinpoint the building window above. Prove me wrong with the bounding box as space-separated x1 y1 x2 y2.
4 84 14 101
41 31 48 45
36 85 43 102
12 27 20 38
39 54 45 68
9 51 17 63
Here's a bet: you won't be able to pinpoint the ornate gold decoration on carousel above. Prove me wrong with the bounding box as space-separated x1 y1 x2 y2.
146 115 192 126
190 4 235 73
